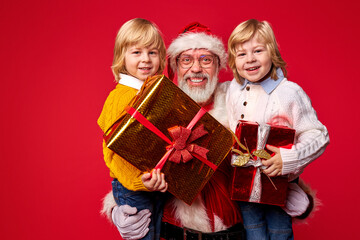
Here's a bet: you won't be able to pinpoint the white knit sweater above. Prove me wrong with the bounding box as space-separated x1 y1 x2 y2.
226 77 329 181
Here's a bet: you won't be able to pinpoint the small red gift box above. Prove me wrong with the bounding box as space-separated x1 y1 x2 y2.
230 120 295 206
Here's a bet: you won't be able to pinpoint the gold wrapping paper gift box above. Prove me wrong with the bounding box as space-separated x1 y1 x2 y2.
104 75 234 205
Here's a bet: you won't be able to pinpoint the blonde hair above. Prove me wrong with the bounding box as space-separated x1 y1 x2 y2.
228 19 287 83
111 18 166 82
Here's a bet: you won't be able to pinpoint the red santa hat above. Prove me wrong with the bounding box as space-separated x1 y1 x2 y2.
167 22 227 80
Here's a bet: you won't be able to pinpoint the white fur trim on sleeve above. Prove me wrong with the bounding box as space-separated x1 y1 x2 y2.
100 190 117 222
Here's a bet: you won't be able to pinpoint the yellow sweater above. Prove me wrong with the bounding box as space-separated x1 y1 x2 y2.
98 83 148 191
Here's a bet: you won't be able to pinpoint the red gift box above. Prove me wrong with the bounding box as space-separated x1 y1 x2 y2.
230 120 295 206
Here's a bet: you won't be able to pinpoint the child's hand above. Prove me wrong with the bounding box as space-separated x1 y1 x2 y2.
261 145 283 177
141 168 168 192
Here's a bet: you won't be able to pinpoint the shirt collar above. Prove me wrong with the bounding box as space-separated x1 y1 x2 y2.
239 68 285 94
118 73 144 90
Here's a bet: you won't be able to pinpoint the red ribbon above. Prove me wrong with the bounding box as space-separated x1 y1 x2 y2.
125 106 217 171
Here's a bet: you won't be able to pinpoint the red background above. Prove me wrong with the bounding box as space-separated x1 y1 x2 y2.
1 0 359 239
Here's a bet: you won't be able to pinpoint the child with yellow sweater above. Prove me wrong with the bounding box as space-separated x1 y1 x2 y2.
97 18 168 240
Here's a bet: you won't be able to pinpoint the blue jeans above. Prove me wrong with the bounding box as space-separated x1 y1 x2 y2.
112 179 166 240
239 201 293 240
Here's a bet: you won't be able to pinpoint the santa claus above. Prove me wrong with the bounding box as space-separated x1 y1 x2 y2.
102 22 245 240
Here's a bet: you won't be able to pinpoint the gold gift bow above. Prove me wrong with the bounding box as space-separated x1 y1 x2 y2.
230 131 277 190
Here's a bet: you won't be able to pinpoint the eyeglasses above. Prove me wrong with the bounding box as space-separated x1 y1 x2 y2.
177 54 216 69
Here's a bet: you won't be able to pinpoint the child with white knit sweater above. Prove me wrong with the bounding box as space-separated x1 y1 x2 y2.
226 19 329 239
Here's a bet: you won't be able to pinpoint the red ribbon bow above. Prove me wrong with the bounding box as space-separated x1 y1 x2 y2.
168 124 209 163
125 106 217 171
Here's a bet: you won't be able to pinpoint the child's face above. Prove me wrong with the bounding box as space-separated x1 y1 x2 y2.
234 36 272 83
124 44 160 81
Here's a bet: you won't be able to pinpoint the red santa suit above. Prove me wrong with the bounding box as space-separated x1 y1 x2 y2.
161 81 243 234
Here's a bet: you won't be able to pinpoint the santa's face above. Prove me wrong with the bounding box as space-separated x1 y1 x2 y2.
177 49 219 105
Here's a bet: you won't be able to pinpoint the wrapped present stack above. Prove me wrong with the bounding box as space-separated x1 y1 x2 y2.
231 120 295 206
104 75 234 205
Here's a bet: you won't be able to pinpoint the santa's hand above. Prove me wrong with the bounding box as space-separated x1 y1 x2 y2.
282 182 310 217
262 145 283 177
112 205 151 240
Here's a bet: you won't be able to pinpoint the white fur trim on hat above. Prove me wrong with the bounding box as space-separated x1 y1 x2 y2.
168 32 227 72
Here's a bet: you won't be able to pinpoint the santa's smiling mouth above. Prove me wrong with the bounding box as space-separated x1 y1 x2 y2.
188 78 206 83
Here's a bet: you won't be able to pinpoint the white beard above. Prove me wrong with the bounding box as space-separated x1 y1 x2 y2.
178 72 218 105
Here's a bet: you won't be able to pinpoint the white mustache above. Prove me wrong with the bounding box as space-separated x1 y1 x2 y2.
183 73 209 80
